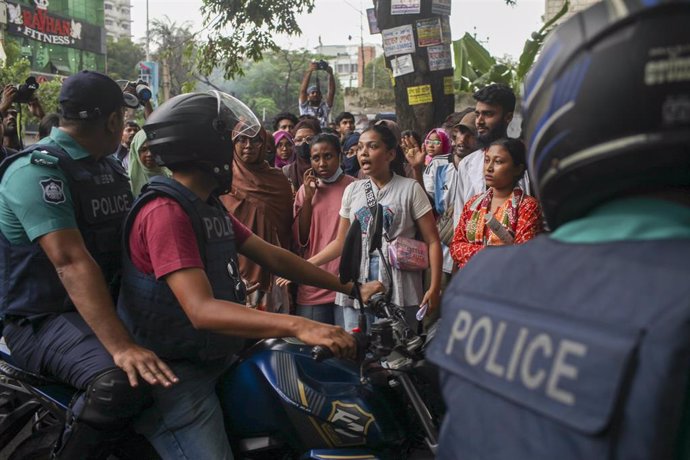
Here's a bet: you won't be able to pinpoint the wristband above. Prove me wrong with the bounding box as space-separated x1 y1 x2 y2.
348 282 360 299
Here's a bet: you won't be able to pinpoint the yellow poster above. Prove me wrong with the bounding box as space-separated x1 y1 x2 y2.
407 84 432 105
444 76 455 95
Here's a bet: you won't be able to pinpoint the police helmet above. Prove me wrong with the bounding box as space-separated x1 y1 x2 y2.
522 0 690 229
143 91 260 193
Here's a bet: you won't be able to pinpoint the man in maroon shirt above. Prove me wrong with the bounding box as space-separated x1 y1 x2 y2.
117 91 383 459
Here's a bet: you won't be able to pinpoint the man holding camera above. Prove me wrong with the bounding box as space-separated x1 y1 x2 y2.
1 83 45 151
299 61 335 128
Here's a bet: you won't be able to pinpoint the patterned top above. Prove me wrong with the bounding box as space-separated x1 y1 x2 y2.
450 187 543 269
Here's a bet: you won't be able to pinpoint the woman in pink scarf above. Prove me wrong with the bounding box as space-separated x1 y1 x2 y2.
273 130 295 169
423 128 451 164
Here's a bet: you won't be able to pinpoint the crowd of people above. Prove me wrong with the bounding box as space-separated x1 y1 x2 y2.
1 0 690 456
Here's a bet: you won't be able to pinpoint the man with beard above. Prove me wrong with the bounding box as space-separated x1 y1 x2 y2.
456 84 529 209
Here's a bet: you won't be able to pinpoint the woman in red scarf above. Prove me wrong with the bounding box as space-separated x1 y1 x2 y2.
221 126 294 312
450 138 543 269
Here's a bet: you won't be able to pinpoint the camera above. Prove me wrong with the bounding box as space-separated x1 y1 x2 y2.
14 77 39 104
313 60 329 71
125 80 152 106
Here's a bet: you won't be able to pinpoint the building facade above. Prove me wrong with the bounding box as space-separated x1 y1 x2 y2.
545 0 600 21
103 0 130 41
314 43 382 89
4 0 106 73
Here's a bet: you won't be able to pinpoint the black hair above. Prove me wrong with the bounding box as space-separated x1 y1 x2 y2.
335 111 355 125
321 127 338 135
125 120 140 129
473 84 516 115
38 113 60 139
310 133 341 155
490 138 526 167
401 129 422 147
272 112 298 131
294 119 322 135
362 123 397 150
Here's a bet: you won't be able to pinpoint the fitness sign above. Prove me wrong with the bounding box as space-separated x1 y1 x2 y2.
6 0 105 54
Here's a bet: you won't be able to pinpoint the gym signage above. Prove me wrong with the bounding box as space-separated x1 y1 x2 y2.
6 0 105 54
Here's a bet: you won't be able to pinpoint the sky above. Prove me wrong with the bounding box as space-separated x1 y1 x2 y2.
129 0 546 61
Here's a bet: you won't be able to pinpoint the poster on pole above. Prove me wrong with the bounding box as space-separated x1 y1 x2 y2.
407 85 433 105
382 25 416 57
416 18 443 47
366 8 380 34
441 16 452 44
391 54 415 77
444 76 455 95
391 0 421 15
428 45 452 71
432 0 452 16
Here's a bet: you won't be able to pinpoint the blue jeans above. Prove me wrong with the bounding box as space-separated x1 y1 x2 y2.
296 302 336 324
133 358 234 460
335 254 419 332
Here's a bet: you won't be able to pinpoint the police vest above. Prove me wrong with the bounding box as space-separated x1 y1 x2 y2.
117 176 246 362
427 236 690 460
0 144 132 318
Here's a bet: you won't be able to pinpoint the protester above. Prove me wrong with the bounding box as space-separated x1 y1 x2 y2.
117 91 383 458
450 138 542 269
341 131 361 177
277 133 355 324
114 120 140 167
221 126 294 312
456 84 530 211
430 2 690 457
272 112 299 136
273 130 296 169
283 119 321 194
423 128 451 164
0 70 164 458
308 122 442 331
334 111 355 143
127 130 172 197
298 62 335 128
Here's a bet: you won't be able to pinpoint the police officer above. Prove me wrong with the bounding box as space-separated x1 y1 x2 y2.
117 91 383 458
428 1 690 459
0 70 178 458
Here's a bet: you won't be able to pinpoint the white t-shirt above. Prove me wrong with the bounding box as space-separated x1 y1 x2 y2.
423 154 459 274
336 174 432 308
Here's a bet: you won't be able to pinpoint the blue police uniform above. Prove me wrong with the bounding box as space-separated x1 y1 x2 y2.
428 197 690 460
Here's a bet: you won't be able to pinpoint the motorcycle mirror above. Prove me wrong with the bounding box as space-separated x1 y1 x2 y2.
369 204 384 254
339 218 363 284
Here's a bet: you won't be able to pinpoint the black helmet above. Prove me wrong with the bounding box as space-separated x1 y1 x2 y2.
143 91 260 193
522 0 690 229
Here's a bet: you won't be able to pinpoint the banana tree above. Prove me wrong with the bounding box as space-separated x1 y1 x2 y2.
452 0 570 95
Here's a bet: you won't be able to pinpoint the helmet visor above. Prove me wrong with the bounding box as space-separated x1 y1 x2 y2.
209 90 261 140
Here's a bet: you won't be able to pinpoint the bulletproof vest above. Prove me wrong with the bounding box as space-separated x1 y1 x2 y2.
0 144 132 318
117 176 246 362
428 235 690 460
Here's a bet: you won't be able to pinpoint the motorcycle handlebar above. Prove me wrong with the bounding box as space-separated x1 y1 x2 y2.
311 332 369 362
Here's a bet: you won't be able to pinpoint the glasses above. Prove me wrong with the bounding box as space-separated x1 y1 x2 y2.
425 139 442 146
235 136 263 145
226 259 247 300
294 136 314 145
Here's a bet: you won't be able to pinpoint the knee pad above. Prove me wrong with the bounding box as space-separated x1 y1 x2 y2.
74 367 151 429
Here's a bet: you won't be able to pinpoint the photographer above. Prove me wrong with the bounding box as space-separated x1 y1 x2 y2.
1 82 45 150
299 61 335 128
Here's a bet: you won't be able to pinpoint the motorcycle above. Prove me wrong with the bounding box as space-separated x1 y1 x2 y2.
0 204 442 459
